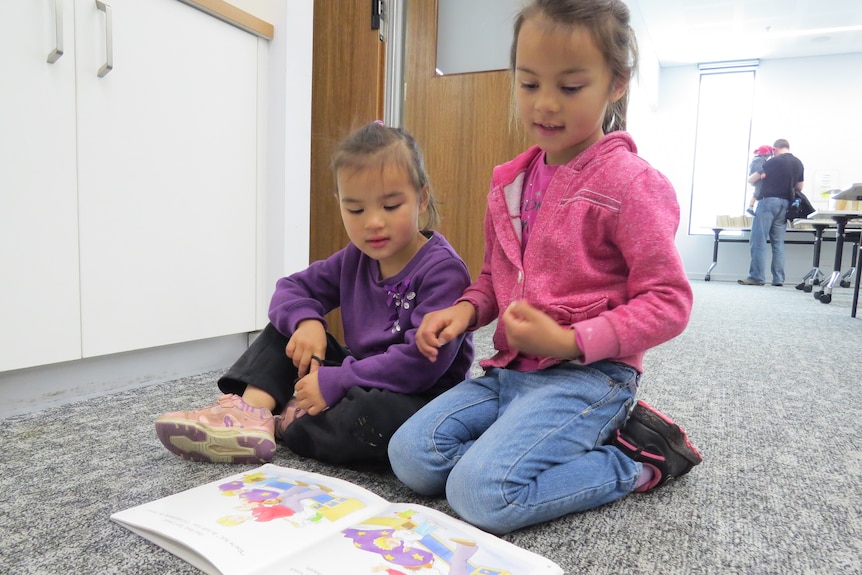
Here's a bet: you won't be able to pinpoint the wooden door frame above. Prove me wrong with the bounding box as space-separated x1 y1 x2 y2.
309 0 384 340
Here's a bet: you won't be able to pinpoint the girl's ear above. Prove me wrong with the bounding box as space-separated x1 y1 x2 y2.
609 75 629 104
418 185 430 213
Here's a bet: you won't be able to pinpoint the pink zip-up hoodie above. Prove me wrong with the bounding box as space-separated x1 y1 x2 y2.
458 132 692 373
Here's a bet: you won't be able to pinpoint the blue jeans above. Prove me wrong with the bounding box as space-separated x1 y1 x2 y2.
388 361 640 534
748 196 789 284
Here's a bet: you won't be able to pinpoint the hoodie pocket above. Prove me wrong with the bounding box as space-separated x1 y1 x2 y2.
547 298 609 325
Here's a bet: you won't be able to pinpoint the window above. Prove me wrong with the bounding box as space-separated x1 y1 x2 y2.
689 64 757 234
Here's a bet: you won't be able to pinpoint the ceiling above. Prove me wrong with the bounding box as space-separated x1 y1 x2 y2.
628 0 862 66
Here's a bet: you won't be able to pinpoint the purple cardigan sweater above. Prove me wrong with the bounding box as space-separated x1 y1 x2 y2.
459 132 692 373
268 232 474 408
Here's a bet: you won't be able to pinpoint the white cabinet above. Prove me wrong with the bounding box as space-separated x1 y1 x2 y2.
1 0 81 371
1 0 259 372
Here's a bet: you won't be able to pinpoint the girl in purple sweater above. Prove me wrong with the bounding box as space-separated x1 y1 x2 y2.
156 122 473 467
388 0 701 534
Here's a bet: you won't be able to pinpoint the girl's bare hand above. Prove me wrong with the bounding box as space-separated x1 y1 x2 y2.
285 319 327 377
416 301 475 361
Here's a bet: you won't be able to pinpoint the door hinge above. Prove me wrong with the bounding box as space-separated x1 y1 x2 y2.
371 0 381 30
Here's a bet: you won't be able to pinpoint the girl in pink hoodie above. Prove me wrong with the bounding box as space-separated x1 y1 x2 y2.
389 0 702 535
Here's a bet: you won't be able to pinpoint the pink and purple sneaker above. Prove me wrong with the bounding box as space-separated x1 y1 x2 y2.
155 394 276 464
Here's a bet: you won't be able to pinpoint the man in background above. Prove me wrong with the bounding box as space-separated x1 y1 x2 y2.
739 139 804 287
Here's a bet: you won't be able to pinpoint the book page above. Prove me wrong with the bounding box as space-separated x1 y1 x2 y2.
279 502 564 575
111 464 391 575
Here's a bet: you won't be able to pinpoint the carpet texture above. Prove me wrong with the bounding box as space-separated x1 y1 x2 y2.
2 280 861 574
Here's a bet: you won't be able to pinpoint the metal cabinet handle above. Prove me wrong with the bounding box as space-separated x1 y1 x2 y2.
96 0 113 77
47 0 64 63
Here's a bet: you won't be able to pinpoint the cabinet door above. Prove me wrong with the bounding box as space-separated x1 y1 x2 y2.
0 0 81 371
74 0 258 357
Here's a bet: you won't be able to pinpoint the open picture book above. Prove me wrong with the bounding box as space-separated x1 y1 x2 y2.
111 464 563 575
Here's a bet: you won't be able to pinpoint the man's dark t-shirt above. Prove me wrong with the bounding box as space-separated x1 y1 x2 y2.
759 153 804 201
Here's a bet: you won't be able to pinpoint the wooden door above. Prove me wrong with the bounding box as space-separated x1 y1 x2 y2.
404 0 529 279
310 0 384 341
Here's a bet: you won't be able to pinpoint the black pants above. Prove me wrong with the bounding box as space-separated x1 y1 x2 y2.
218 323 434 467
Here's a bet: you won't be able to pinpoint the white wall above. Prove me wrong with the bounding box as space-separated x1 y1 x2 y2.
629 53 862 283
229 0 313 322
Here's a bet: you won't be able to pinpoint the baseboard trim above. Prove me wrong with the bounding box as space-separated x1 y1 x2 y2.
0 334 252 419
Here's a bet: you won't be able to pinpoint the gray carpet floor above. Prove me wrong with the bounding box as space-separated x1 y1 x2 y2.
2 280 861 574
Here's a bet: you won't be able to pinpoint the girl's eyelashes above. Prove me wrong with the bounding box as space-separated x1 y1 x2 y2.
518 82 583 94
344 204 403 214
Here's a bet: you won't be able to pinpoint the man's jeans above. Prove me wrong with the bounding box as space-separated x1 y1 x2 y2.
748 196 790 284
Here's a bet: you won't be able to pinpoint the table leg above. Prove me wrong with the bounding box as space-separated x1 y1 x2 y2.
797 224 827 292
705 228 721 281
838 233 858 288
816 217 849 304
853 241 861 318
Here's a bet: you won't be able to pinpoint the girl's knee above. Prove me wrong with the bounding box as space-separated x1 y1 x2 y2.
445 462 515 534
388 426 446 496
446 488 513 535
387 425 412 474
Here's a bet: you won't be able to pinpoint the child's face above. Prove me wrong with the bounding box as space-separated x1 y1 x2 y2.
514 16 626 165
336 162 428 279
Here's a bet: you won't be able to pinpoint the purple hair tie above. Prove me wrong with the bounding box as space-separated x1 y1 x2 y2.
374 119 385 126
